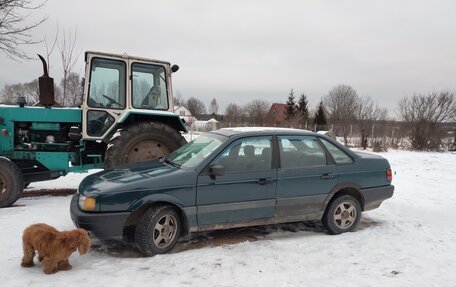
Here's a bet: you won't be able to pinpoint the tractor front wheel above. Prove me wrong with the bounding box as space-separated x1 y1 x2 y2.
104 122 186 169
0 158 24 208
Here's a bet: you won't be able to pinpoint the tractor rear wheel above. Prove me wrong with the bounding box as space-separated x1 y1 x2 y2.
104 122 186 169
0 158 24 208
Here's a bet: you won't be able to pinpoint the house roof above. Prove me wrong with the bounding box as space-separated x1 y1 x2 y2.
267 103 288 123
174 105 191 113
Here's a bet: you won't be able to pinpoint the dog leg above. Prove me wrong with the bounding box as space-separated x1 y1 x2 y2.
57 259 72 271
42 257 58 274
21 244 35 268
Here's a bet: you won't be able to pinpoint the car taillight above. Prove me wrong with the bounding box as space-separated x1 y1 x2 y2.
386 169 393 181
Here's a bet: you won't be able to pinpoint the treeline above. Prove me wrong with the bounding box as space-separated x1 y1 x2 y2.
0 72 83 107
176 84 456 151
1 77 454 151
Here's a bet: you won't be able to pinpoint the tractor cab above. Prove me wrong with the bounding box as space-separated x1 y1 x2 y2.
82 51 181 140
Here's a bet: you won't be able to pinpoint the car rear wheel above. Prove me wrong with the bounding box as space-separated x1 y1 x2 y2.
135 205 181 256
0 158 24 208
322 195 361 235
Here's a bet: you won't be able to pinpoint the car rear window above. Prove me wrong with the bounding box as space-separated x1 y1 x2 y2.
319 138 353 164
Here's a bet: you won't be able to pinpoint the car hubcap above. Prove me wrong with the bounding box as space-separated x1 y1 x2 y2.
123 139 170 164
153 214 177 248
333 202 356 229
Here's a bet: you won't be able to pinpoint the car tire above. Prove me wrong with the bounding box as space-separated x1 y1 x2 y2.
0 158 24 208
322 194 361 235
135 205 181 256
104 122 186 169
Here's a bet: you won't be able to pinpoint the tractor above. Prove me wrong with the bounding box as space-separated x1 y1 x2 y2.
0 51 187 207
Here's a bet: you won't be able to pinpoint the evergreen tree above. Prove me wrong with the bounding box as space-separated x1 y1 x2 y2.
298 93 309 122
286 89 296 120
313 101 327 131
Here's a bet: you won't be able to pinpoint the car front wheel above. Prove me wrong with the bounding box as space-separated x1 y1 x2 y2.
135 205 181 256
322 195 361 235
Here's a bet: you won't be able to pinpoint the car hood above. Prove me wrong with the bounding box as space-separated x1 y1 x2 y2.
78 159 191 197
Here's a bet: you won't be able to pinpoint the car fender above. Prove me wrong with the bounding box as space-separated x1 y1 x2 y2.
128 193 198 232
320 181 363 212
128 193 188 212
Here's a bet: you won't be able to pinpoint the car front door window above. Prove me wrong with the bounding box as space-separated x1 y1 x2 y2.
213 137 272 173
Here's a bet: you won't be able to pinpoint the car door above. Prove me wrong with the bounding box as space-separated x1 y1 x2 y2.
196 136 277 227
275 135 337 220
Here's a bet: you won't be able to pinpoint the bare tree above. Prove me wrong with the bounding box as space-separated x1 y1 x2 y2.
355 95 388 148
60 72 82 107
0 83 19 104
58 27 80 106
0 79 38 104
209 98 219 115
224 103 242 126
43 22 58 75
0 0 47 60
186 97 206 119
243 99 269 126
324 84 359 145
22 79 39 103
398 91 456 150
173 90 184 106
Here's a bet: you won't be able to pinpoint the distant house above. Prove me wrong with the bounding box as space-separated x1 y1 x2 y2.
174 105 195 124
191 118 219 132
266 103 298 126
267 103 287 125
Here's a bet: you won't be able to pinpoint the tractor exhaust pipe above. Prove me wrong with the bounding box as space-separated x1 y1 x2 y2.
37 54 55 107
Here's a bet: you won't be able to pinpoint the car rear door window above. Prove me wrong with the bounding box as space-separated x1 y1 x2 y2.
319 138 354 164
278 136 327 168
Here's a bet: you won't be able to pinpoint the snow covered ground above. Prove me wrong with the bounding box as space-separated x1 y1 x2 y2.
1 150 455 286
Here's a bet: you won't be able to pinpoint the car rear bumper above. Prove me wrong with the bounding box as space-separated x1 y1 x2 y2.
361 185 394 211
70 193 130 240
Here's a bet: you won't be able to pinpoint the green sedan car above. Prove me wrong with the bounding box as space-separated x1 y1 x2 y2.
71 127 394 255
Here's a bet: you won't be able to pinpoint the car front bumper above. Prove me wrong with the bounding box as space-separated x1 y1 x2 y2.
361 185 394 211
70 193 131 240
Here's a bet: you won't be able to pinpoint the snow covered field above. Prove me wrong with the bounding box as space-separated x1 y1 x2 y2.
1 150 455 286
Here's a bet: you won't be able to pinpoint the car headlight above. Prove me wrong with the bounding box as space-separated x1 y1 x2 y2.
78 195 96 211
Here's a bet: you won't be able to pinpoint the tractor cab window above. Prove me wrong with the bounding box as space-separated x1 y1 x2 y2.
131 63 168 110
88 58 126 110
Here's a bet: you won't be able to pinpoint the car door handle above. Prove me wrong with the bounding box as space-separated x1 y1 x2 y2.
320 173 335 180
257 178 274 185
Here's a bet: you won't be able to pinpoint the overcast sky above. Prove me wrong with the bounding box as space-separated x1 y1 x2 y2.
1 0 455 116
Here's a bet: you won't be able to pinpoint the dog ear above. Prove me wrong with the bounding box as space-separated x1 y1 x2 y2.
76 229 91 255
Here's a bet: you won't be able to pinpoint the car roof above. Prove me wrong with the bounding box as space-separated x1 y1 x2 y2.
209 127 317 138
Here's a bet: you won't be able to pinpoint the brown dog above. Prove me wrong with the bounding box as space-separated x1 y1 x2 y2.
21 223 91 274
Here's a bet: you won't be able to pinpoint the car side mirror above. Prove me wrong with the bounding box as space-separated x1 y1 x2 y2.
209 165 224 177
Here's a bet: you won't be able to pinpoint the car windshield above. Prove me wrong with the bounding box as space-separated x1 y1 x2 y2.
165 134 223 169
